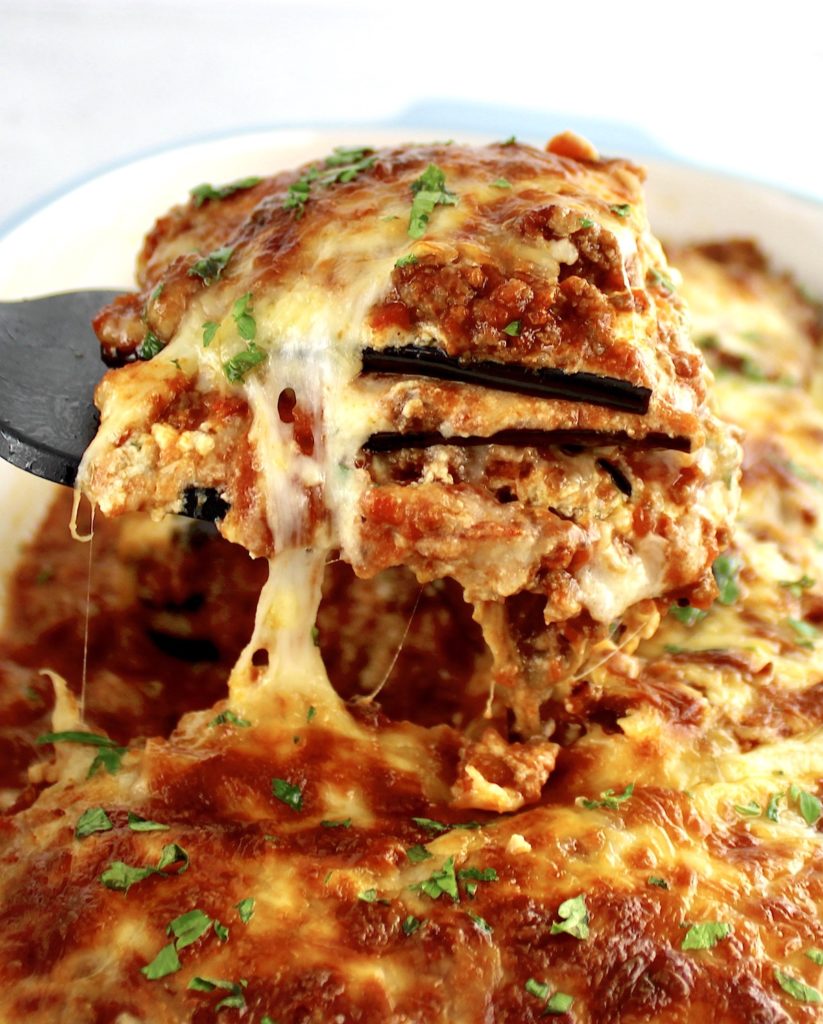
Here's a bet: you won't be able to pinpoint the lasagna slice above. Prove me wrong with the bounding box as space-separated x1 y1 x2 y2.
77 136 740 728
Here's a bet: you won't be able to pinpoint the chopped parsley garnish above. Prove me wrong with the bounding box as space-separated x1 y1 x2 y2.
408 164 458 239
209 709 251 728
580 782 635 811
36 730 125 778
231 292 256 341
128 811 169 832
789 786 822 825
669 604 707 626
283 147 376 217
402 915 422 935
137 330 165 360
766 792 782 822
100 861 160 894
357 888 382 903
525 979 574 1015
491 177 511 189
235 897 255 923
306 706 316 723
271 777 303 812
503 320 521 337
501 136 517 145
411 816 482 833
774 968 822 1003
610 203 632 217
712 554 741 605
733 801 761 817
190 177 261 207
213 920 229 942
406 844 433 864
37 729 116 748
412 816 449 833
157 842 189 873
466 911 493 936
458 867 498 883
648 268 676 292
681 921 731 950
579 217 594 229
780 575 816 597
188 977 248 1011
806 948 823 965
411 856 459 902
320 818 352 829
647 876 669 889
546 993 574 1015
395 253 418 268
168 908 211 949
140 942 180 980
223 342 265 383
787 617 820 648
202 320 218 347
188 245 233 286
550 894 589 940
75 807 113 838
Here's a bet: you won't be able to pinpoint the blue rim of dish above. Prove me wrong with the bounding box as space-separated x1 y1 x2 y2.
1 100 820 242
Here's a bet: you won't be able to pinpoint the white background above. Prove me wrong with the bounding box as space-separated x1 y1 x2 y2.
2 0 823 229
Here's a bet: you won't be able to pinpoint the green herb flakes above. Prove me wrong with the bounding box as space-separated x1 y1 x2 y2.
580 782 635 811
395 253 418 268
787 617 820 648
681 921 731 950
502 320 521 337
546 992 574 1015
100 861 160 894
610 203 631 217
223 342 265 384
712 553 741 605
780 574 816 597
168 908 211 949
491 177 511 189
467 911 492 936
306 705 316 723
137 330 165 360
213 920 229 942
235 897 255 923
525 978 550 1001
231 291 256 341
358 888 380 903
190 177 261 207
669 604 707 627
157 842 189 873
75 806 114 838
188 977 248 1011
412 856 459 902
734 801 761 817
411 816 449 833
37 730 125 779
501 136 517 146
406 844 433 864
550 894 589 940
774 968 822 1003
408 164 458 240
579 217 594 228
140 942 181 980
320 818 352 829
188 245 233 286
283 147 375 216
402 915 422 935
202 320 218 347
128 811 169 833
805 948 823 965
647 876 669 889
209 709 251 728
797 789 822 825
271 777 303 812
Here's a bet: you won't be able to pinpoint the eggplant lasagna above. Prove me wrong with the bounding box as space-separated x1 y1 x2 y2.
0 137 821 1024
